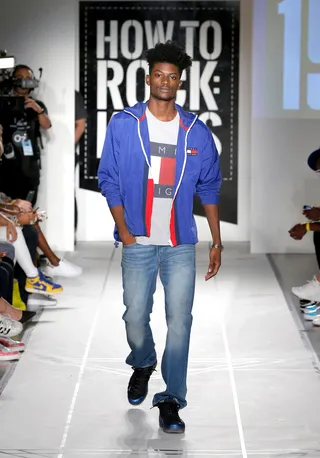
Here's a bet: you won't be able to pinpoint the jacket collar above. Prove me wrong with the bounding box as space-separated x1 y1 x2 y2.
124 101 197 129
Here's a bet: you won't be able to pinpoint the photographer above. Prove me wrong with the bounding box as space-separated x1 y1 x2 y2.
0 124 3 157
0 64 51 206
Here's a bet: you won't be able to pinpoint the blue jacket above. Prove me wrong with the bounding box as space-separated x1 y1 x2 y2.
98 101 222 246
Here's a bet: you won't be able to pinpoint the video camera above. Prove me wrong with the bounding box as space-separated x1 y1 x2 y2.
0 50 40 93
0 50 42 123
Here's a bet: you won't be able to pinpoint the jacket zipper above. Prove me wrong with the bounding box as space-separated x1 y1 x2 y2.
168 115 198 246
124 109 198 245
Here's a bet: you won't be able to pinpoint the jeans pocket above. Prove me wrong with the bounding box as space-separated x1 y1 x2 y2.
123 242 137 248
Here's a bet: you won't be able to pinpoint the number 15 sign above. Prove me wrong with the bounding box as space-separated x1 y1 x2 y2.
278 0 320 111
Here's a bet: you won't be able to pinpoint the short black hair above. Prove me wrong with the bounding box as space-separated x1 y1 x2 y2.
308 147 320 170
13 64 33 77
145 41 192 76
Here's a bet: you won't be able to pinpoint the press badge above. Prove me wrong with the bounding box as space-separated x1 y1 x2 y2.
22 138 34 156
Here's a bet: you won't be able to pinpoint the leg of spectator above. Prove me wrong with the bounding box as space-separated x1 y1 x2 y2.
314 231 320 270
15 226 39 304
33 222 60 267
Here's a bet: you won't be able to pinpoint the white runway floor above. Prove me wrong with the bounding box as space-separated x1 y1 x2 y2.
0 242 320 457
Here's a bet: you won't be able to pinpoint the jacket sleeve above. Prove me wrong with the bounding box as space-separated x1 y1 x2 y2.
97 117 123 209
196 126 222 205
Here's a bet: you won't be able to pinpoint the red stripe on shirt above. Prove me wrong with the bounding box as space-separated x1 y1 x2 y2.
159 157 176 186
169 205 178 246
145 178 154 237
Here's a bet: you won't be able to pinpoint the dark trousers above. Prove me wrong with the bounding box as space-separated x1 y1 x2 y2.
15 225 39 304
314 231 320 270
0 161 39 207
0 257 14 303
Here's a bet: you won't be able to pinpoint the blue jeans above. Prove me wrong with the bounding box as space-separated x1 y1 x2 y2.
121 244 196 409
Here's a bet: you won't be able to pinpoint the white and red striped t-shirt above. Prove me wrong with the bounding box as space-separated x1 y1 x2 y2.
136 108 179 246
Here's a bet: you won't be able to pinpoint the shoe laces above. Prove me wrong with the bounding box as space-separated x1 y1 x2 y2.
129 366 155 392
0 316 12 332
159 401 181 422
38 269 55 285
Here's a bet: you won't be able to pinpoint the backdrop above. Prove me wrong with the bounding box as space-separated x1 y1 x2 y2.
79 0 240 224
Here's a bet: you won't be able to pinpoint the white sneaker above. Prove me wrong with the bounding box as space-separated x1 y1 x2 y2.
0 343 20 361
291 276 320 302
304 306 320 321
44 259 82 278
0 315 23 338
0 337 25 352
27 293 57 311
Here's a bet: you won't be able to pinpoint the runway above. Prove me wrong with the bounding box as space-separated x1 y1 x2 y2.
0 242 320 458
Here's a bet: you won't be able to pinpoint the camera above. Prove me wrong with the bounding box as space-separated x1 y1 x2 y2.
0 50 44 161
0 49 40 95
0 50 15 72
0 49 43 127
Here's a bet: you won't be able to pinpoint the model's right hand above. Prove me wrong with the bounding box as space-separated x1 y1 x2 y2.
120 231 136 246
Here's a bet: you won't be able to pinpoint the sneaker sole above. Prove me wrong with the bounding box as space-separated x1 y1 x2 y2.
159 418 185 434
25 288 63 296
127 362 157 406
46 273 82 278
12 346 25 352
304 315 319 321
2 346 24 352
128 393 147 406
28 300 57 306
0 353 20 361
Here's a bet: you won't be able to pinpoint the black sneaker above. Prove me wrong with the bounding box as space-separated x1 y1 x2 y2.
300 299 310 306
127 361 157 406
157 399 185 434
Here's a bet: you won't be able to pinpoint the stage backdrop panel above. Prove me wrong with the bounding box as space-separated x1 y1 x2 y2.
79 0 240 224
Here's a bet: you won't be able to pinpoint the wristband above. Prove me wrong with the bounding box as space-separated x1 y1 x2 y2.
211 243 224 251
306 222 311 231
38 108 45 115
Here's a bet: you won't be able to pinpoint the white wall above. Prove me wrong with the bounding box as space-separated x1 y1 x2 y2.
0 0 76 252
251 119 320 254
250 0 320 254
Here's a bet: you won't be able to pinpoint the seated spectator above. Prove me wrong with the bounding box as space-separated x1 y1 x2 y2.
0 65 51 205
0 124 3 158
0 193 82 278
0 211 63 297
0 65 83 278
74 90 87 239
289 147 320 325
0 244 25 361
0 242 21 319
0 310 24 360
